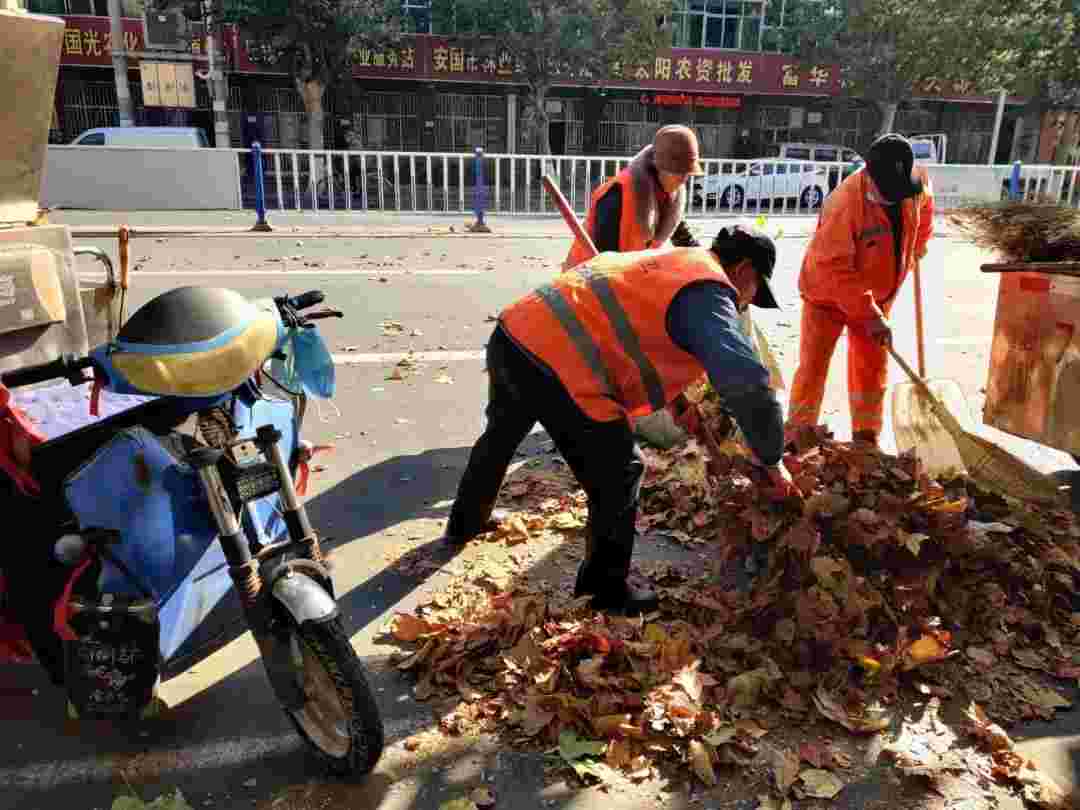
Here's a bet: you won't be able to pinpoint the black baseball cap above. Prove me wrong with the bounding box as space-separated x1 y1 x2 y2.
712 224 780 309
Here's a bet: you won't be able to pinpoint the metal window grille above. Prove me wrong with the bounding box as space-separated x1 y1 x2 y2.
896 107 937 135
434 93 504 152
688 105 739 157
947 112 997 163
356 92 420 151
247 86 335 150
517 98 585 154
759 105 792 144
825 106 872 149
598 99 660 154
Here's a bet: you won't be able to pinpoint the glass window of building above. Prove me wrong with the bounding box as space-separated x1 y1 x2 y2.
671 0 764 50
402 0 432 34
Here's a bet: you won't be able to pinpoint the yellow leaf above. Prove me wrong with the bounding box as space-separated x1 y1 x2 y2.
438 800 478 810
643 624 668 644
689 740 716 786
797 768 845 799
898 529 929 556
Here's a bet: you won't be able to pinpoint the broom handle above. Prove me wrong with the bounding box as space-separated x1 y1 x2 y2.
541 173 598 258
913 260 927 378
887 344 944 408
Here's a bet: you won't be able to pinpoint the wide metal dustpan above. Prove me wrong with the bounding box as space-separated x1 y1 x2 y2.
889 261 972 477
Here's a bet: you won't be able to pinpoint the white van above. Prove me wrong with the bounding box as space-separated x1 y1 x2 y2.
71 127 209 148
774 142 863 164
910 139 940 164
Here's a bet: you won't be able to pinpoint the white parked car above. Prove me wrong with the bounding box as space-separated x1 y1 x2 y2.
691 160 832 209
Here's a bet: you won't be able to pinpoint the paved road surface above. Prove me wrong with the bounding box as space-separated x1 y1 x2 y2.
1 216 1076 810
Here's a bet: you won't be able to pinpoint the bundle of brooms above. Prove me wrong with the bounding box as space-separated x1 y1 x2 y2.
948 199 1080 263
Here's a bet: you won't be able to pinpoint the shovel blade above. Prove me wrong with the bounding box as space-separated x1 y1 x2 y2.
891 378 974 478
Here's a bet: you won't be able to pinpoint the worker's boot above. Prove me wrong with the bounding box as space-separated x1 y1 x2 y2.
440 500 510 547
573 515 658 617
852 430 879 448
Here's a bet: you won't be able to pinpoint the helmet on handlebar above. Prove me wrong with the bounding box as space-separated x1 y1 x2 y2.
93 287 284 398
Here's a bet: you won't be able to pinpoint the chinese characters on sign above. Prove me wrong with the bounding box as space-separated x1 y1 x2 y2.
141 62 196 108
920 76 980 97
62 17 214 67
62 20 143 64
432 44 521 77
355 45 417 72
640 93 743 109
614 54 756 88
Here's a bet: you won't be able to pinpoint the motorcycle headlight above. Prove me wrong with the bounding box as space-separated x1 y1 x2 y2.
54 534 88 565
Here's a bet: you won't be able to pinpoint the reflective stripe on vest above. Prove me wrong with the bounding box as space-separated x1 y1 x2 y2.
535 268 667 412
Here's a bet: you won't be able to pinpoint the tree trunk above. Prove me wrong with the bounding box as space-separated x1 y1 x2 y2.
297 77 326 188
532 85 551 158
299 78 326 151
876 100 899 136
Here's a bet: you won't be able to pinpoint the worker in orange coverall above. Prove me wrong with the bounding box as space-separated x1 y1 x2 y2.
786 133 935 447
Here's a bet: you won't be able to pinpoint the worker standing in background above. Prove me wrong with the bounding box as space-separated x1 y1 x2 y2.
442 227 796 617
786 133 935 447
563 125 706 270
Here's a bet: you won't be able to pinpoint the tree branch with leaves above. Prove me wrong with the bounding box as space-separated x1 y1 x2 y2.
223 0 407 150
433 0 668 154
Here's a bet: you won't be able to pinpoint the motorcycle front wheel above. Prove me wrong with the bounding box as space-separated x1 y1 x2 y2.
286 616 384 776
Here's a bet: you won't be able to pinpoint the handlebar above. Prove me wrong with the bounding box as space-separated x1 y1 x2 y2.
287 291 325 311
1 353 94 390
305 309 343 321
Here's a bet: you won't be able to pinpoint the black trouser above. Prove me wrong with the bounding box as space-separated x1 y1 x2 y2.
448 326 646 599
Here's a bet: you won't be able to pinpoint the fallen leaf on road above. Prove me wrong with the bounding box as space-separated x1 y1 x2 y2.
703 725 736 745
391 613 434 642
768 746 801 794
380 321 405 335
755 796 793 810
435 373 454 384
903 633 953 670
558 729 605 763
438 800 478 810
689 739 717 786
728 664 781 708
814 685 892 733
470 786 496 808
111 791 193 810
798 741 826 768
797 768 845 799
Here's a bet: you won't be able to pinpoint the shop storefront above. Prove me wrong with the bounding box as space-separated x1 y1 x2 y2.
49 20 1041 163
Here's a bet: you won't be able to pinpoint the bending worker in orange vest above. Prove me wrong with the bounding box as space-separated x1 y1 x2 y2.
563 125 706 271
787 134 934 446
441 226 798 616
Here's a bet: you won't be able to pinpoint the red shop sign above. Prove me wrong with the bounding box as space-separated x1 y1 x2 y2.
640 93 742 109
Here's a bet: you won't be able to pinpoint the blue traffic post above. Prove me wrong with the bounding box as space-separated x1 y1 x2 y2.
468 146 491 233
1009 160 1022 201
251 141 272 232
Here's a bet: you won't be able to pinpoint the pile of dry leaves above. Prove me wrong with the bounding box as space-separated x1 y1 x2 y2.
386 414 1080 807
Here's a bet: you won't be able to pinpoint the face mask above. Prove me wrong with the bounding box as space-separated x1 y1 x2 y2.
271 325 336 399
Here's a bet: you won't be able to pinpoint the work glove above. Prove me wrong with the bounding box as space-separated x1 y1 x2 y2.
751 457 803 503
669 394 703 438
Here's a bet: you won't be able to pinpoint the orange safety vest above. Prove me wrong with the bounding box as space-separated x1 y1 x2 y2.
500 248 734 422
563 160 685 271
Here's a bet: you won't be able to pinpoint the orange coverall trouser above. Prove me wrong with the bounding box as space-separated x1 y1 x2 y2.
788 300 892 437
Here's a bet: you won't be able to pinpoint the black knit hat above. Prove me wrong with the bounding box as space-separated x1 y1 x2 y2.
866 133 924 203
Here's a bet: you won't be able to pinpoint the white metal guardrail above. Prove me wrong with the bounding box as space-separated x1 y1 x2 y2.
235 148 1080 217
